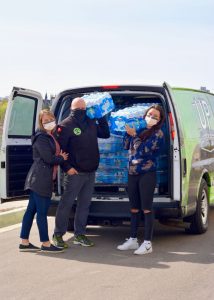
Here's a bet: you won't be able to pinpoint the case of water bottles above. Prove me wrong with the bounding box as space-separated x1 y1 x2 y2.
95 169 128 184
99 153 128 169
157 154 168 170
156 170 168 184
96 134 129 184
82 92 115 119
98 134 124 153
109 104 149 135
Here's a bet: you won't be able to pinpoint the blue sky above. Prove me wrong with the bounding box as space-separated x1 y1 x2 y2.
0 0 214 97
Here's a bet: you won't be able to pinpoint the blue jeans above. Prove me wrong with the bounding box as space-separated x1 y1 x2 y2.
20 191 51 242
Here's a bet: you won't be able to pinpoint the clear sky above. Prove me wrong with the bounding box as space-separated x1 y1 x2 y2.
0 0 214 97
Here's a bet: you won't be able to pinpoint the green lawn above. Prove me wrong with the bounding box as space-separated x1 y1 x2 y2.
0 100 7 143
0 100 7 122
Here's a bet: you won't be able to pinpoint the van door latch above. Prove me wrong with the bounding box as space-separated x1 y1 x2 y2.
173 147 179 160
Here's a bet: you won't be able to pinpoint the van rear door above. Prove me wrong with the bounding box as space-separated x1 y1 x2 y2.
163 82 181 201
0 87 43 200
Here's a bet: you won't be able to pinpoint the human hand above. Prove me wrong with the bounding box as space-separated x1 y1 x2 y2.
125 125 136 137
60 150 69 161
67 168 78 175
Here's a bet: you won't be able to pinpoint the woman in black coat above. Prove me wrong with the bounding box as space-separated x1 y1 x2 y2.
19 109 68 253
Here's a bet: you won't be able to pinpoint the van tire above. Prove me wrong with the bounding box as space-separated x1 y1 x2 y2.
185 179 209 234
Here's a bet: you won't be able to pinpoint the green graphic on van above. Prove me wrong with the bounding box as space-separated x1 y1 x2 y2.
73 128 81 135
171 88 214 208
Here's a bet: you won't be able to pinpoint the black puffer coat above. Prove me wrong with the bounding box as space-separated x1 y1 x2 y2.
24 130 65 197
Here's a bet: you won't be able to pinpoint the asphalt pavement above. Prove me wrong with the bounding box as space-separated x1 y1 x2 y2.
0 205 214 300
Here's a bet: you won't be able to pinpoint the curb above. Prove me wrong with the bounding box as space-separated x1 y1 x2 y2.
0 208 26 228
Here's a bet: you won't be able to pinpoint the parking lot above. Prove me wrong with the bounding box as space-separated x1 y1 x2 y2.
1 208 214 300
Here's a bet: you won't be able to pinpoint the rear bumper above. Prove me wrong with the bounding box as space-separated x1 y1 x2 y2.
48 198 182 222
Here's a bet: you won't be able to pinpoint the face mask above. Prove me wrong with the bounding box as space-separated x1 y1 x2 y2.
145 116 158 127
43 121 56 131
72 109 86 121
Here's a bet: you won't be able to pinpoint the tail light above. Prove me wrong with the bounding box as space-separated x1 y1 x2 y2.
169 112 176 140
102 85 120 90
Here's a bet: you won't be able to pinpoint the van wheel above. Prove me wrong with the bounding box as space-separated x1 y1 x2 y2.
185 179 209 234
67 217 74 232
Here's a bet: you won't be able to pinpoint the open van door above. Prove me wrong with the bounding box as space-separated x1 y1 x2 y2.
163 82 181 202
0 87 43 201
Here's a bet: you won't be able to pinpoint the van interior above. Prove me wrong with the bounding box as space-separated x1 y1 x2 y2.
56 91 170 200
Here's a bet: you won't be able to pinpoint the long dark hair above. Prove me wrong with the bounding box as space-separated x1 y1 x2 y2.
139 104 165 141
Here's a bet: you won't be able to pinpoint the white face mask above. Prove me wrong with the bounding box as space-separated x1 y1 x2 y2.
43 121 56 131
145 116 158 127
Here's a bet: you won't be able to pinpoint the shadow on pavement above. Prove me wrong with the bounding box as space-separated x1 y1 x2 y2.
36 208 214 270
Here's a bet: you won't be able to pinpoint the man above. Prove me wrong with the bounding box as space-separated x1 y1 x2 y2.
53 97 110 248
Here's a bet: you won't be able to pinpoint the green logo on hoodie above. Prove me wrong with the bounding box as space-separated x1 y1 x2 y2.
73 128 81 135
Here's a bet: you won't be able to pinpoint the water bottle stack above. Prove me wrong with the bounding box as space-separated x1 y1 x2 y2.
96 135 128 184
82 92 115 119
109 104 148 135
82 93 167 187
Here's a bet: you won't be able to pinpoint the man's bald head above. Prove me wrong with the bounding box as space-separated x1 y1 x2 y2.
71 97 86 110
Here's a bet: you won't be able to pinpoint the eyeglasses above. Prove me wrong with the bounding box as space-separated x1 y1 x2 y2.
146 113 160 121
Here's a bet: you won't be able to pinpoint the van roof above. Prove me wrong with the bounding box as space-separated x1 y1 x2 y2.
55 85 166 99
54 85 214 101
172 87 214 96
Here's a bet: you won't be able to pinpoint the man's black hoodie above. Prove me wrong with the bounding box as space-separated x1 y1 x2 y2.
55 111 110 173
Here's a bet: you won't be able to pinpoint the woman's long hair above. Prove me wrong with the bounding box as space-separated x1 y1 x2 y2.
139 104 166 141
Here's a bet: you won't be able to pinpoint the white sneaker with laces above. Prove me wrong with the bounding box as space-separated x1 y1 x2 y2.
117 237 139 251
134 242 153 255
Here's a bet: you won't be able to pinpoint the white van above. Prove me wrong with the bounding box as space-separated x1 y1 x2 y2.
0 84 214 234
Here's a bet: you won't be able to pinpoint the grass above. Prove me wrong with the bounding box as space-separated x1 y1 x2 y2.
0 100 7 141
0 100 7 123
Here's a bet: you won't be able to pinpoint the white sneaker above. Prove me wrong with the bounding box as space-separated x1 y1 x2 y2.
134 242 153 255
117 238 139 251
